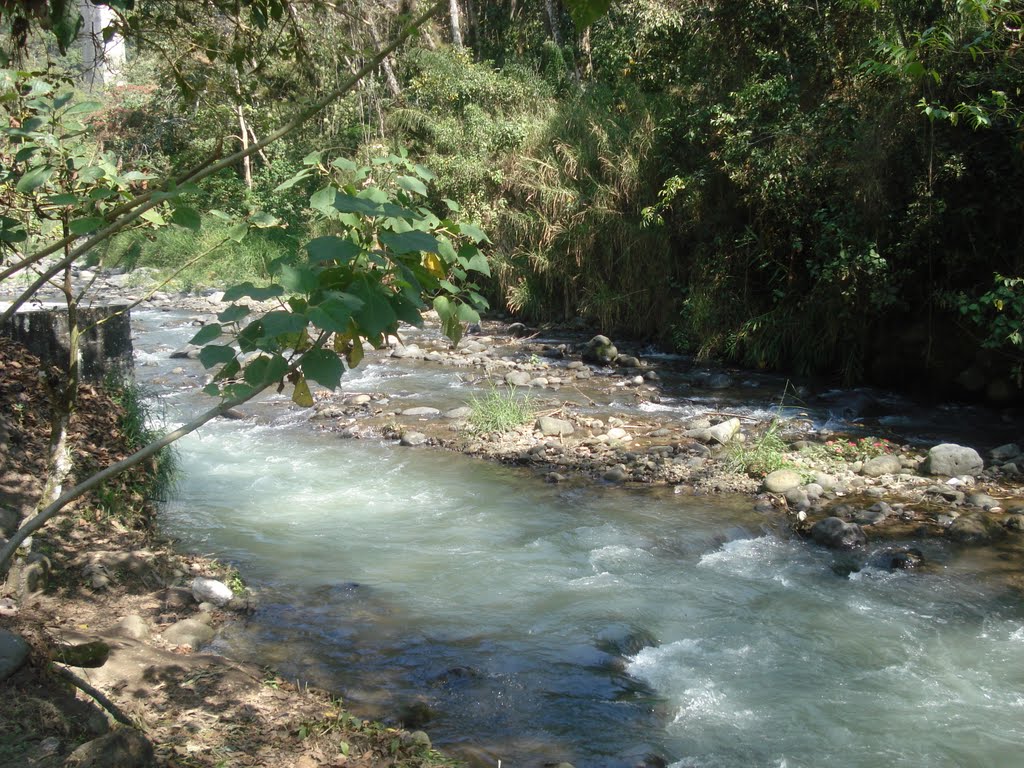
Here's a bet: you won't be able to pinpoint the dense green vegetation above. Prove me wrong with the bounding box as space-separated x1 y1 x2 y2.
3 0 1022 400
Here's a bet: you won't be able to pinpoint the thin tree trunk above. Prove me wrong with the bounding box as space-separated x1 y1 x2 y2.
545 0 563 46
368 15 402 98
449 0 464 48
237 104 253 188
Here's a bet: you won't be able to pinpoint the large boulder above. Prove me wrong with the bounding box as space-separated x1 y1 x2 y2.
809 517 867 550
191 576 233 607
922 443 983 477
536 416 574 437
582 335 618 365
947 513 1004 544
860 454 902 478
763 469 803 494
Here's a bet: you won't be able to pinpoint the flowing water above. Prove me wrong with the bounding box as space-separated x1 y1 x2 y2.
134 309 1024 768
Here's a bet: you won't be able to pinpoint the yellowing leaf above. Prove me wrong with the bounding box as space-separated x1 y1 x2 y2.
292 377 314 407
423 252 446 278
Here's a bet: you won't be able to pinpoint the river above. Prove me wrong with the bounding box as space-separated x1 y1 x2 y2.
133 307 1024 768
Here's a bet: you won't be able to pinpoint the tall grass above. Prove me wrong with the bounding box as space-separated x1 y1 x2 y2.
104 374 178 502
100 219 295 291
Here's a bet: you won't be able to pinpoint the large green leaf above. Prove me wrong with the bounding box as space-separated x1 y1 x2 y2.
199 344 237 369
307 236 361 264
396 175 428 196
217 305 251 324
69 217 104 236
307 294 363 333
190 323 222 345
333 193 385 217
260 310 308 338
222 282 284 302
379 230 440 255
243 354 288 387
457 222 490 244
16 165 54 194
64 100 103 117
350 279 398 336
279 264 319 294
302 348 344 390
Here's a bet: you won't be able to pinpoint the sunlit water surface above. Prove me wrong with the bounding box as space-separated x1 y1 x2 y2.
135 309 1024 768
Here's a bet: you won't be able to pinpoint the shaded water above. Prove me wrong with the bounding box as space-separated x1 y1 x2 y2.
136 310 1024 767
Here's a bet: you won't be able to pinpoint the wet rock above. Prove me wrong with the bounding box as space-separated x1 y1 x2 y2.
536 416 574 437
402 406 440 418
162 616 215 649
948 513 1004 544
397 700 435 729
763 469 803 494
1003 514 1024 532
850 506 889 526
861 455 902 477
603 465 629 483
390 343 422 359
784 488 810 511
64 728 155 768
966 492 999 510
346 394 373 406
582 335 618 365
810 517 867 550
505 370 532 387
444 406 472 419
707 373 733 389
615 354 641 368
169 345 198 360
0 628 29 681
507 322 529 337
922 443 983 477
400 431 428 447
707 418 740 445
191 576 233 607
888 547 925 570
989 443 1022 463
925 485 966 504
545 472 569 483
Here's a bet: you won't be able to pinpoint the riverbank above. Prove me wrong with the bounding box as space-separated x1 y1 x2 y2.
0 337 459 768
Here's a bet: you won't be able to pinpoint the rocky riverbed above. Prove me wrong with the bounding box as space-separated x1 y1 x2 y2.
12 263 1024 588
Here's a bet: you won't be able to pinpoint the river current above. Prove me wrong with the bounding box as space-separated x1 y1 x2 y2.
134 308 1024 768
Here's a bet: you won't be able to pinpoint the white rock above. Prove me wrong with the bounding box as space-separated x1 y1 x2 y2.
191 576 233 607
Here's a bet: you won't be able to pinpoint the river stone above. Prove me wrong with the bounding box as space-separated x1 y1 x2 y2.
810 517 867 550
191 576 233 607
850 507 888 526
603 465 629 482
707 418 740 445
967 492 999 510
505 370 532 387
922 443 984 477
507 322 529 337
615 354 641 368
707 372 734 389
683 427 713 443
784 488 810 511
582 335 618 365
400 431 428 447
346 394 373 406
0 628 29 681
990 443 1022 463
65 728 155 768
763 469 803 494
536 416 574 437
162 617 215 649
402 406 441 418
947 513 1004 544
607 427 630 441
889 547 925 570
861 454 902 477
390 344 422 359
444 406 472 419
1003 514 1024 532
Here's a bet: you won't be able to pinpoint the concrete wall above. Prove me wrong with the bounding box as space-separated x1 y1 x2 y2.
0 304 133 382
